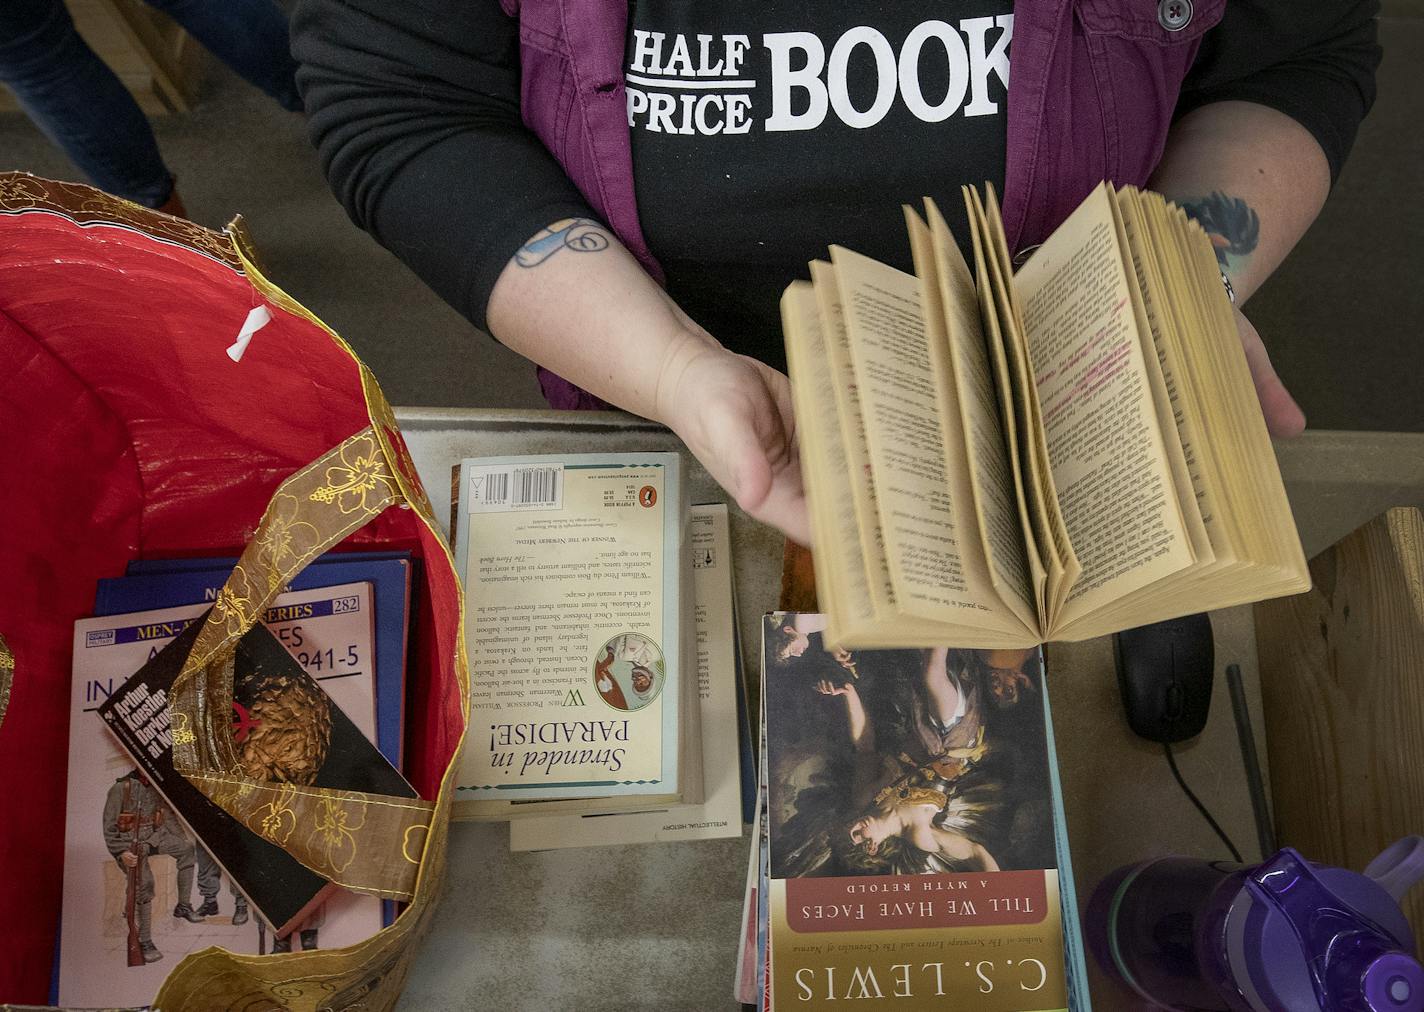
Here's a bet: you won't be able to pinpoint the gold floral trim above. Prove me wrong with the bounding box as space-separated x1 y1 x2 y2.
0 172 241 270
0 632 12 736
164 426 432 900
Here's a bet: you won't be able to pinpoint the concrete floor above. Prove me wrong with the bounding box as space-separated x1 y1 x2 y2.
1 13 1420 430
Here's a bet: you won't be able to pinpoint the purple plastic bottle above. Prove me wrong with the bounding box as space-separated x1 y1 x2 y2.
1087 837 1424 1011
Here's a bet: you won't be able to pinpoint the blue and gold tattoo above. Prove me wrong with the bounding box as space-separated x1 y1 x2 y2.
1179 192 1260 276
514 218 611 267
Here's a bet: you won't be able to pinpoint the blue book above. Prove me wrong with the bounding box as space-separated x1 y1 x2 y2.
127 550 413 575
97 553 412 770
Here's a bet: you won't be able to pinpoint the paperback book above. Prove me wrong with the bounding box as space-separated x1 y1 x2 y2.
510 502 742 850
744 613 1091 1010
96 550 414 768
60 584 391 1007
450 452 698 820
782 183 1309 649
91 594 416 938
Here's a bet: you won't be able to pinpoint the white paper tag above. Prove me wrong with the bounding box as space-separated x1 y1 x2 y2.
226 304 272 362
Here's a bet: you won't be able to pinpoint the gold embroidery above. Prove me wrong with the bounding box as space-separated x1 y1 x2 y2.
309 437 398 515
251 782 300 845
169 710 197 747
0 632 12 735
212 582 255 631
308 796 365 874
401 823 430 865
258 492 321 570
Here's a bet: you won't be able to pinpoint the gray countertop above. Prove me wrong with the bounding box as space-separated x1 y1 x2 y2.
391 410 1424 1012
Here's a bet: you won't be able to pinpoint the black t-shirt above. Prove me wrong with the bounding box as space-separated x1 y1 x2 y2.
626 2 1011 366
292 0 1380 361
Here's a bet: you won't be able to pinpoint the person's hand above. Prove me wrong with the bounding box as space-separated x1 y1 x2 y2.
813 678 853 697
831 647 855 668
655 335 809 544
121 849 139 868
1234 307 1305 438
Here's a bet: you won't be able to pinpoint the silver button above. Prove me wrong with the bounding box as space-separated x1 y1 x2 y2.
1158 0 1192 31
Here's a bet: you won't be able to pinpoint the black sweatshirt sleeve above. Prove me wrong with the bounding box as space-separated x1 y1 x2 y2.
290 0 596 332
1178 0 1382 184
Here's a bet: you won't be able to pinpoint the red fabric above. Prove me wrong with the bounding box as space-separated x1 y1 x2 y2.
0 211 464 1003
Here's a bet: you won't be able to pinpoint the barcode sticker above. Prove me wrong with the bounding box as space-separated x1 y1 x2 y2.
467 463 564 513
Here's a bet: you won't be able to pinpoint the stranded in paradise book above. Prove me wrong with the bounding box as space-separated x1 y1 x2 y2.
746 613 1091 1010
449 452 700 820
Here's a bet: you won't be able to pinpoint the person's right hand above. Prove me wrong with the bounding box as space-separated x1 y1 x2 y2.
121 850 139 868
655 335 809 545
814 678 853 697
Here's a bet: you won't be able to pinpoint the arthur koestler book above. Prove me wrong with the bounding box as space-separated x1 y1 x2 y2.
752 613 1089 1009
91 593 416 942
61 584 390 1007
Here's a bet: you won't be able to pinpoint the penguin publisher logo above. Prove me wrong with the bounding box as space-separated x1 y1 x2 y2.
639 485 658 508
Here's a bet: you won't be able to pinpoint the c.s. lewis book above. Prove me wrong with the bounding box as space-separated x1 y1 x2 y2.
755 613 1091 1010
782 182 1309 650
450 452 699 820
94 602 416 940
61 585 390 1007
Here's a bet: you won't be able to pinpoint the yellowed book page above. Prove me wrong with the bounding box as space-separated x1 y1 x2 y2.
453 454 681 807
969 187 1065 615
978 185 1082 624
1013 183 1195 628
1167 203 1308 585
917 200 1038 633
962 187 1048 624
781 281 876 635
811 259 898 621
1110 188 1213 568
829 243 1006 626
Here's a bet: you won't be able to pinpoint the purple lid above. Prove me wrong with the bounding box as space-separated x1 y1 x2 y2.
1362 953 1424 1012
1228 848 1424 1012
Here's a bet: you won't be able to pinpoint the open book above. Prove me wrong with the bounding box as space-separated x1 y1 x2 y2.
781 182 1310 647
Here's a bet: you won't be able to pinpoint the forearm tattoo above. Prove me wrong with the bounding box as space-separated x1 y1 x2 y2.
514 217 611 268
1178 191 1260 277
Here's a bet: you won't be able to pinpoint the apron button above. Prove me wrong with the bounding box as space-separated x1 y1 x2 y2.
1158 0 1193 31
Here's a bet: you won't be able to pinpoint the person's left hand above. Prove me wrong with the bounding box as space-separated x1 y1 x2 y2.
1234 307 1305 438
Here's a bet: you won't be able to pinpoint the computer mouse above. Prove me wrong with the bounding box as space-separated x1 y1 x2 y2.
1113 613 1214 743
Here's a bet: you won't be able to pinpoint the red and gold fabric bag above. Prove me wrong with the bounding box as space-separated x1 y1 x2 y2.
0 174 468 1009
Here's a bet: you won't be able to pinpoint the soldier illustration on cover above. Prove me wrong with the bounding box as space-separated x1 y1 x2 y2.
195 846 249 925
101 768 204 964
764 617 1056 881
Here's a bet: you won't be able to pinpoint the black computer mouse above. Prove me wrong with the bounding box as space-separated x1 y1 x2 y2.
1112 613 1214 743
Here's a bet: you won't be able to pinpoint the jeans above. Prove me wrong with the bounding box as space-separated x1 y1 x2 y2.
0 0 301 207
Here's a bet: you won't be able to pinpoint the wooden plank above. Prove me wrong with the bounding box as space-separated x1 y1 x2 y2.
1255 506 1424 950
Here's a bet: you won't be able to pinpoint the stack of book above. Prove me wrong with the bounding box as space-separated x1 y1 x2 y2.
58 551 416 1008
449 452 752 849
737 614 1092 1011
